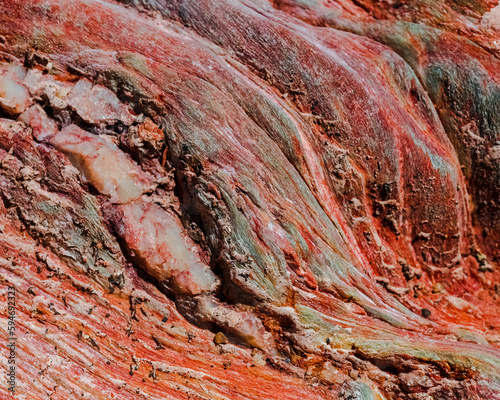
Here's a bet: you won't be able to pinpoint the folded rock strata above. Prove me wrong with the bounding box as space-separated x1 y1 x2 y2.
0 0 499 399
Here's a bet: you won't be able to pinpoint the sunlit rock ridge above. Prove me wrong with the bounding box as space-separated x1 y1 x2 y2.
0 0 499 398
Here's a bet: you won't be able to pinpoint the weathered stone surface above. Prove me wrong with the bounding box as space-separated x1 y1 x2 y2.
0 0 499 399
50 124 154 204
0 75 31 116
113 199 220 295
66 79 135 126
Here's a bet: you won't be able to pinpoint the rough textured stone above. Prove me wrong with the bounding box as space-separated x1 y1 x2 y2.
0 1 499 399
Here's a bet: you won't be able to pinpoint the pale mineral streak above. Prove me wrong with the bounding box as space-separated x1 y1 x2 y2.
0 0 499 399
50 124 154 204
113 199 220 295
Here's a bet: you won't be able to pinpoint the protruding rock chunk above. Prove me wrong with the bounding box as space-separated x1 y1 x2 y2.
19 104 58 141
50 124 153 203
114 200 220 296
192 296 275 351
23 69 72 110
0 61 26 82
214 332 229 345
67 79 135 126
0 74 31 115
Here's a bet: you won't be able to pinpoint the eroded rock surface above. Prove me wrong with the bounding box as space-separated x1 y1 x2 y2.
0 1 499 399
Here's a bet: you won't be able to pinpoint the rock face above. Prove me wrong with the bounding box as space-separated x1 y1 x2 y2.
0 1 499 399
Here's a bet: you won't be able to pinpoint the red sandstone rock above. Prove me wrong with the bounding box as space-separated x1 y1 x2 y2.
0 0 499 399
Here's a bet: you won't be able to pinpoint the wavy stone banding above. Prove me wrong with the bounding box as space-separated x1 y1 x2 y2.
0 1 499 399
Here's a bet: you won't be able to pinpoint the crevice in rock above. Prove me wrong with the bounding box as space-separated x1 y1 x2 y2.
17 61 279 351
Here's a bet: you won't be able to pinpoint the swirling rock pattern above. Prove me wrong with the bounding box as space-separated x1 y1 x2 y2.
0 0 499 399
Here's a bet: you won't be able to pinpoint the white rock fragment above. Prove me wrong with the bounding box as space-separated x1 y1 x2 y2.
482 1 500 30
0 74 31 115
50 124 153 203
23 69 72 110
67 79 134 126
195 297 275 351
0 61 27 82
115 200 220 295
19 104 58 141
0 118 27 138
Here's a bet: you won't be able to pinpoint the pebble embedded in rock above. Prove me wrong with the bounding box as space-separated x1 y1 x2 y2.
0 61 26 82
214 332 228 345
23 69 73 110
422 308 431 318
432 283 443 293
